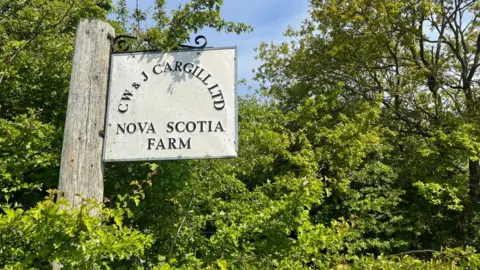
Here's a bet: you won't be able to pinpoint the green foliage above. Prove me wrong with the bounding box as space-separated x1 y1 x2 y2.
352 247 480 270
111 0 253 50
114 0 129 30
0 0 109 122
0 190 153 269
0 112 59 207
2 0 480 268
255 0 480 255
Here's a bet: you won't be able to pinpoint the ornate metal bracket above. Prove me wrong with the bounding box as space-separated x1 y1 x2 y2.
109 34 208 53
178 35 207 49
110 35 137 52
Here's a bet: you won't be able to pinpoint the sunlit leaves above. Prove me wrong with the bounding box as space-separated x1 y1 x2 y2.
0 191 153 268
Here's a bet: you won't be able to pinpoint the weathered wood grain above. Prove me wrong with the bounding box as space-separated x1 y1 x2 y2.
58 19 114 210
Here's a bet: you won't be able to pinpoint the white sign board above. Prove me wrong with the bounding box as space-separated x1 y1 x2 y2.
103 47 237 162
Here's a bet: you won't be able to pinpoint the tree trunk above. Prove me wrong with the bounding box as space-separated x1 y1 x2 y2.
469 159 480 200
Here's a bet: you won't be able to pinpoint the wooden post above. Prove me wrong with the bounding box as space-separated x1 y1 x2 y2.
58 19 114 210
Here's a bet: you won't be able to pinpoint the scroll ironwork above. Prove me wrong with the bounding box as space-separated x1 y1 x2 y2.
178 35 207 49
110 34 208 52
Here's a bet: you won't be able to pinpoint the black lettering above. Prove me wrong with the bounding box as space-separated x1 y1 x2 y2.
175 122 185 133
168 138 177 149
199 121 207 132
118 103 128 113
116 123 126 134
208 121 212 132
211 91 223 99
179 138 191 149
214 121 225 132
186 121 196 132
174 61 183 72
214 100 225 110
164 62 173 72
142 71 149 81
208 84 219 92
126 123 136 134
132 82 140 89
195 68 204 79
121 89 133 100
183 63 194 73
146 123 156 134
148 138 155 150
201 74 211 85
192 66 200 76
153 64 163 74
138 122 148 133
156 139 165 150
166 122 174 133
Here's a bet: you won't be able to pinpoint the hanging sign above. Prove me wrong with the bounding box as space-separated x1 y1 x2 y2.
103 47 237 162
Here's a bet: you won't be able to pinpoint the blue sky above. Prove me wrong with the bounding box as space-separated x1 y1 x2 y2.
115 0 310 95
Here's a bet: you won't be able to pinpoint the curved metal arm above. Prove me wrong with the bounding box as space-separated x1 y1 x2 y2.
112 35 137 52
110 34 208 52
179 35 208 49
